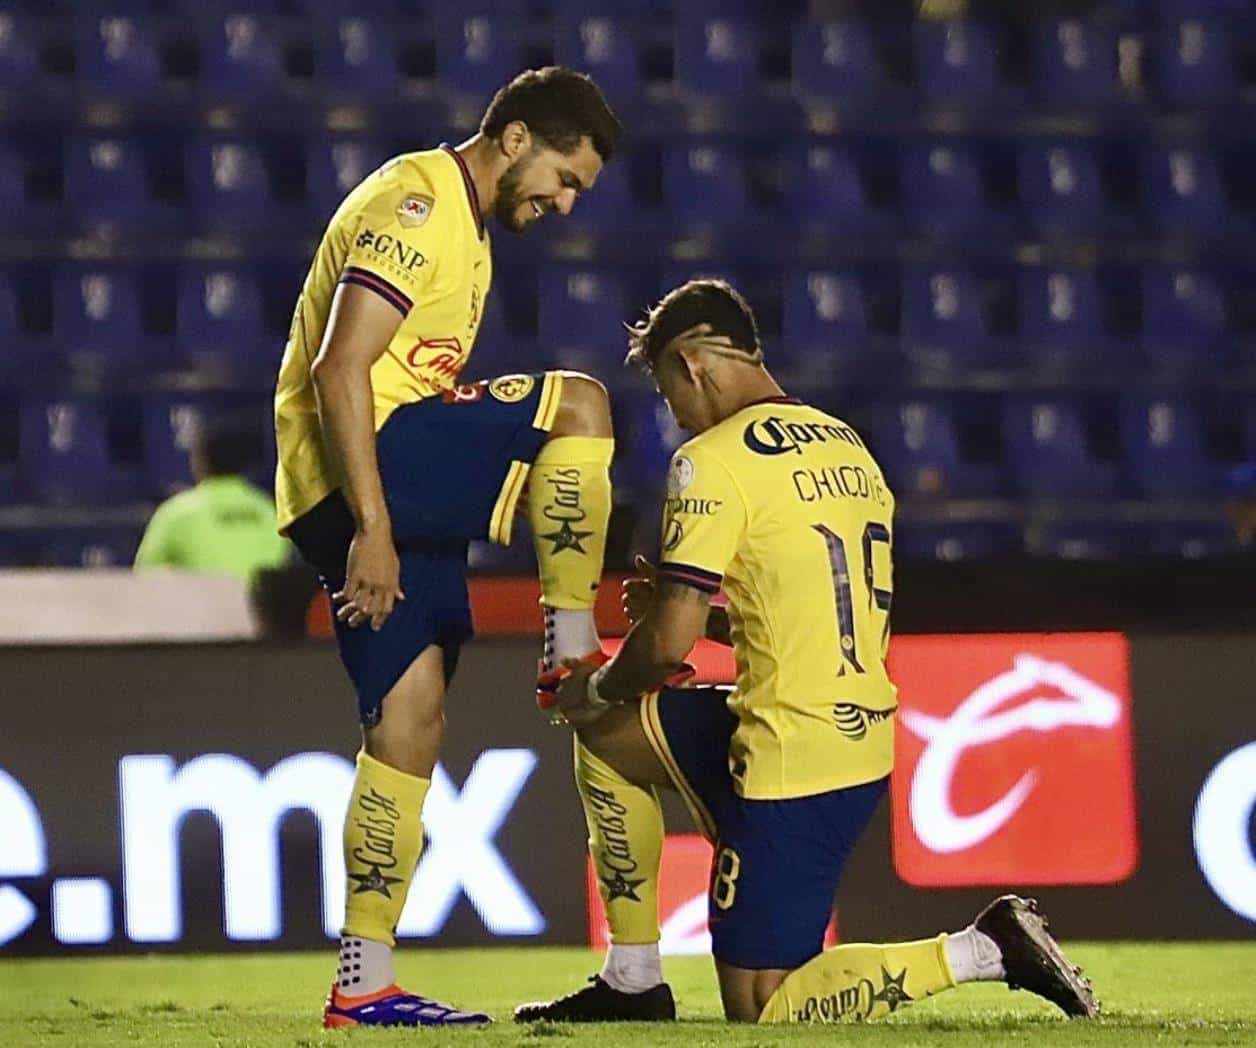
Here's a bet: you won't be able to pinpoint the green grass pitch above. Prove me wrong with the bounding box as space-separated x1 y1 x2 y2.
3 943 1254 1047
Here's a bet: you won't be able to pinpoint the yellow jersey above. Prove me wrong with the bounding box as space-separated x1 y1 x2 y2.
658 397 897 800
274 146 492 531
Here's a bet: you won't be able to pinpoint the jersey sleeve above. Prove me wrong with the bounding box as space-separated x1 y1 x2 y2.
339 182 440 317
657 444 747 595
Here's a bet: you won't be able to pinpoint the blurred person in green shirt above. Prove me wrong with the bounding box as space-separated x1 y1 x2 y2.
134 415 291 583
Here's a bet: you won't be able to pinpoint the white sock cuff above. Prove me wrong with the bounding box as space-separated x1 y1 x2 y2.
600 942 663 995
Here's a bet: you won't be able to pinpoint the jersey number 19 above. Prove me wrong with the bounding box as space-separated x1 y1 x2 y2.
812 522 892 675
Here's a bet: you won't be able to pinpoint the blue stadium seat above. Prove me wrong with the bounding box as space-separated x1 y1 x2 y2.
1002 397 1119 498
1030 516 1235 558
912 19 1001 106
783 269 868 348
779 266 905 383
141 393 210 497
184 138 276 234
0 11 44 90
200 14 287 99
1154 19 1239 107
19 399 117 505
1141 146 1234 238
1016 267 1132 375
616 392 687 503
554 16 642 107
0 139 59 236
1136 517 1236 558
314 15 401 100
435 14 527 104
871 399 1002 499
899 141 1016 239
663 142 750 227
564 155 634 228
674 15 761 99
76 13 162 96
306 137 389 223
537 267 628 376
0 270 40 383
1017 140 1111 238
782 144 896 237
901 267 1009 372
42 527 143 568
1140 267 1232 374
1032 18 1123 108
176 265 266 372
1029 518 1127 560
53 266 150 373
1120 397 1219 497
791 19 894 108
895 520 1022 560
64 137 174 238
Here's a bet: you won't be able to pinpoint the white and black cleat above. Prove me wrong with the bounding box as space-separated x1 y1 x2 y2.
974 895 1100 1018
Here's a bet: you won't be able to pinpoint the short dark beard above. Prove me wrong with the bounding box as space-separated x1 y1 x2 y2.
492 154 532 233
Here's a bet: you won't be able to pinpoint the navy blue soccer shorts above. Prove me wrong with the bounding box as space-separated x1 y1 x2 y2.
288 372 563 726
641 686 887 971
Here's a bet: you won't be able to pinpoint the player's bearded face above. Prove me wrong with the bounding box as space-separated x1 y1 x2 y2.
492 138 602 233
493 151 538 233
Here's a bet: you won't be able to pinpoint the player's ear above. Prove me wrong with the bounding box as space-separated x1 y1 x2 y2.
673 341 704 385
500 120 531 161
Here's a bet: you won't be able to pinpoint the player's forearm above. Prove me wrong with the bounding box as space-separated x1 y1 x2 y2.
311 360 390 532
705 605 732 646
597 615 686 704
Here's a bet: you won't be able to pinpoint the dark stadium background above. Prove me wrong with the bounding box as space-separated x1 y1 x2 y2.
0 0 1252 958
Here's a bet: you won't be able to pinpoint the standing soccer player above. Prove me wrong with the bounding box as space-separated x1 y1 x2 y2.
520 280 1098 1024
273 68 622 1028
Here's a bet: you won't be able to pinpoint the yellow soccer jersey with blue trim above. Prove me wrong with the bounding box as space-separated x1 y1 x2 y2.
658 397 897 800
274 145 492 531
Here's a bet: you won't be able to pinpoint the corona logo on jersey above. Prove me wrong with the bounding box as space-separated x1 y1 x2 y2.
889 633 1138 887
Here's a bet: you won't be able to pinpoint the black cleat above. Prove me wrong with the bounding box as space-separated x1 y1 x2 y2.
975 895 1100 1019
514 976 676 1023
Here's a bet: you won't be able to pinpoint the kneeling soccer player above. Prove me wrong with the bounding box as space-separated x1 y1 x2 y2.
517 280 1099 1024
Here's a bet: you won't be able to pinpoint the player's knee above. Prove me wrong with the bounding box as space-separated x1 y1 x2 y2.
550 371 612 439
363 674 446 776
574 716 615 764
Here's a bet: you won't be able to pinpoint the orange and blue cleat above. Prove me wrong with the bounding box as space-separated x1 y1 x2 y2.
322 982 491 1028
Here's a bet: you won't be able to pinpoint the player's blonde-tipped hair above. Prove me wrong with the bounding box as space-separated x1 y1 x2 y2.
625 279 762 372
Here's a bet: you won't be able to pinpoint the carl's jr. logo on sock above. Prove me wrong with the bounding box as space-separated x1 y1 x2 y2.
796 965 912 1023
348 787 404 898
540 468 592 555
586 785 646 903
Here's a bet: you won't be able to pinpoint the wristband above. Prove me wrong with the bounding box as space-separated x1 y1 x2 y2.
586 665 612 710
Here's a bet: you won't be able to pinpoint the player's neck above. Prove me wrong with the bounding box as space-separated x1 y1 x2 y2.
451 135 497 221
708 370 788 427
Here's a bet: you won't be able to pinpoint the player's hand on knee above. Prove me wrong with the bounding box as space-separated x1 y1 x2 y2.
554 659 608 726
334 528 405 630
622 555 656 624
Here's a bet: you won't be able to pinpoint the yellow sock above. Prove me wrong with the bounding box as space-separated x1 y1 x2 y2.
576 738 662 945
341 751 430 948
759 935 957 1023
529 436 613 611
